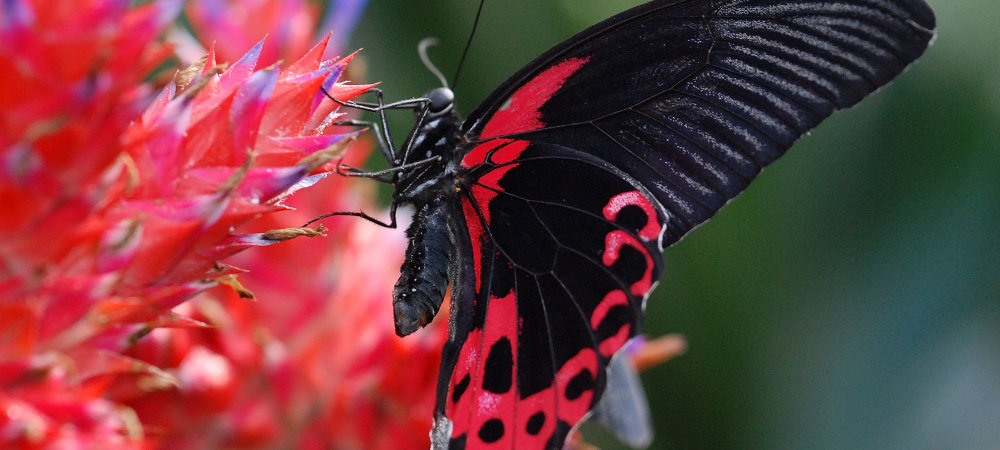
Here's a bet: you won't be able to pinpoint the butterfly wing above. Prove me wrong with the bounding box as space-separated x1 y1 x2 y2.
433 0 935 448
434 139 665 449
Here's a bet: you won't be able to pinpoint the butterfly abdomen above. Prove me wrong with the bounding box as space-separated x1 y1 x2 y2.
393 197 453 337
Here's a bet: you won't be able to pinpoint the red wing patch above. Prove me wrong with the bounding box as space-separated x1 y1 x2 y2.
603 230 655 296
461 139 531 168
604 190 661 241
463 139 531 225
478 57 591 140
461 139 507 168
444 290 519 447
460 199 487 295
591 290 632 358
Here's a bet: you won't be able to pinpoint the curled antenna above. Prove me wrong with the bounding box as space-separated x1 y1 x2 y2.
418 38 449 89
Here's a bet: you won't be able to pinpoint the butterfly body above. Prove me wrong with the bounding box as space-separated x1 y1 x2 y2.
391 94 466 336
360 0 936 448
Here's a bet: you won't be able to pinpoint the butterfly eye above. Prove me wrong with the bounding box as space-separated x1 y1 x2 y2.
426 87 455 113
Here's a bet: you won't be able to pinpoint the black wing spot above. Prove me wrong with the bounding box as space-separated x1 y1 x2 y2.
526 411 546 436
615 204 652 234
595 304 630 341
491 254 515 298
483 337 514 393
478 418 505 443
609 244 648 286
452 373 470 404
565 369 596 401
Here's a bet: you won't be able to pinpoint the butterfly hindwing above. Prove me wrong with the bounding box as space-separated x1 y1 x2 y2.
433 139 665 448
426 0 934 448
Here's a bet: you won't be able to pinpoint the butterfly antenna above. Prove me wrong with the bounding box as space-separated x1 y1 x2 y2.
451 0 485 90
419 38 449 89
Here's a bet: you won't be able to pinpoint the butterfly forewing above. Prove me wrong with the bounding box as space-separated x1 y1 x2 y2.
423 0 934 448
464 0 936 246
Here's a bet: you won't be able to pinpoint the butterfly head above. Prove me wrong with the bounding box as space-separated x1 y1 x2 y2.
424 87 455 116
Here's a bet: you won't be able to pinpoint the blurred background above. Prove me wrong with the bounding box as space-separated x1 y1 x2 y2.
346 1 999 448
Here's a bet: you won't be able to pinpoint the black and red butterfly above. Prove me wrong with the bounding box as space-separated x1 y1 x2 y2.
328 0 935 448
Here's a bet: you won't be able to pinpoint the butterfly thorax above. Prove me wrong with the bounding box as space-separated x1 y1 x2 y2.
394 89 466 206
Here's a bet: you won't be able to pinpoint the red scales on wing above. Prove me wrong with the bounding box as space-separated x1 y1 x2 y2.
440 56 666 448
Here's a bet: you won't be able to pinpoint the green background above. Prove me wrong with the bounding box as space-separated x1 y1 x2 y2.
348 1 999 448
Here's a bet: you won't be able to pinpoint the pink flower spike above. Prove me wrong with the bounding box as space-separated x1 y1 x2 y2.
135 94 194 194
255 77 330 141
143 281 218 312
126 191 228 226
140 82 176 127
236 166 313 203
219 38 264 93
324 81 377 104
265 131 359 158
198 44 221 89
334 49 360 70
285 34 332 78
231 67 279 158
269 171 330 205
314 49 356 98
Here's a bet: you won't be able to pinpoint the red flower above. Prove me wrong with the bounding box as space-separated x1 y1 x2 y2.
1 0 447 447
2 0 178 445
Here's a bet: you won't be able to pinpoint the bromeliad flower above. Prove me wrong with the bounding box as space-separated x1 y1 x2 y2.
0 0 449 446
1 0 184 446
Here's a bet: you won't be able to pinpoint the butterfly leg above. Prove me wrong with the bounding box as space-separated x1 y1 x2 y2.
333 159 394 183
395 105 431 167
332 154 443 183
329 88 430 112
340 156 444 178
323 86 431 165
303 198 400 229
334 117 395 165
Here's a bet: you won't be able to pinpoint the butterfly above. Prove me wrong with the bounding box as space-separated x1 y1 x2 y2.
330 0 935 448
